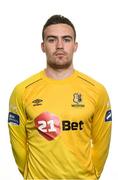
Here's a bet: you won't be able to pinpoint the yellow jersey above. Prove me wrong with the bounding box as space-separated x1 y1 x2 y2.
8 70 112 180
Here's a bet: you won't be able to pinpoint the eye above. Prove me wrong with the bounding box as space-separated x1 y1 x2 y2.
63 38 71 42
48 38 55 43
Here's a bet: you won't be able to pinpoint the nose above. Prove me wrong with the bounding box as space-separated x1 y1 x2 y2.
56 39 64 49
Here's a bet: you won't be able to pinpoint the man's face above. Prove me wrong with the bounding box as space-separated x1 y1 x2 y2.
41 24 78 69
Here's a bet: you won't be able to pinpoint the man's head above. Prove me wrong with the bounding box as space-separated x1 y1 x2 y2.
41 15 78 69
42 15 76 41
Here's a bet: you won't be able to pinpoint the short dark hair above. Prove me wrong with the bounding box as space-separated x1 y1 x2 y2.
42 15 76 41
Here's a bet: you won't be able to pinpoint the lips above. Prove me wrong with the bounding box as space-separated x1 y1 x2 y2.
56 53 64 55
55 53 65 57
54 51 65 56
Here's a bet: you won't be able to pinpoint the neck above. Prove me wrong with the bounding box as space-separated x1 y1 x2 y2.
45 64 74 80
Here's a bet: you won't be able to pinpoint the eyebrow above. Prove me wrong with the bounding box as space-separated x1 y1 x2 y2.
46 35 73 40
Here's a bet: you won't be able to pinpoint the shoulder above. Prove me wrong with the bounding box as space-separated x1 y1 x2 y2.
75 70 108 95
10 71 43 98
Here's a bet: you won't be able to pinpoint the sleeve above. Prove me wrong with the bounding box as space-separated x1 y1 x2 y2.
91 86 112 179
8 86 27 176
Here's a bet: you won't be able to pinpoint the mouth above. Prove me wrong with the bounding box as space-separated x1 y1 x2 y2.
56 54 64 56
55 52 65 56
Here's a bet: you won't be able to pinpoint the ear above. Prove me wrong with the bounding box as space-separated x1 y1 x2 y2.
41 42 45 53
74 42 78 52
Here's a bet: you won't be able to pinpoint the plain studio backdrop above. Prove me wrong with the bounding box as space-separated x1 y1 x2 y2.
0 0 117 179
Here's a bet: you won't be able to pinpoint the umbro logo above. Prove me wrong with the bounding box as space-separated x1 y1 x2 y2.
32 99 43 106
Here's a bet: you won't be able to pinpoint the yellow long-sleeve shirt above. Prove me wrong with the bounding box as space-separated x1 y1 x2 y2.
8 70 112 180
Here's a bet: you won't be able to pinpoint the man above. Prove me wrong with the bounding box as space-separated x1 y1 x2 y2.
8 15 112 180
